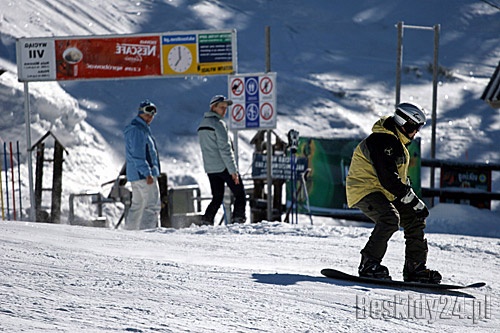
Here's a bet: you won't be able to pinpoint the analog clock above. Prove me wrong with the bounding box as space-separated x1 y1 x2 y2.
167 45 193 73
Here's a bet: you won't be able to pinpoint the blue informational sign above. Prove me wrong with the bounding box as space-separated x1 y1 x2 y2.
246 103 260 128
245 77 259 102
245 76 260 128
252 153 308 179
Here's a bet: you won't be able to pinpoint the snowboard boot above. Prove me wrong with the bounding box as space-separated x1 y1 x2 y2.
403 260 442 284
358 255 391 280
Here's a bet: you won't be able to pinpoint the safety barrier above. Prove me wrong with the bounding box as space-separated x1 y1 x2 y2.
0 141 23 220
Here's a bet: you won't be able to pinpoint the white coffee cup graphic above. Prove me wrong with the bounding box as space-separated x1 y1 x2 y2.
63 47 83 64
62 47 83 76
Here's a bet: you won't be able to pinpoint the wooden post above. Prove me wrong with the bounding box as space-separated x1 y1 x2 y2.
158 173 170 228
34 142 44 222
51 141 64 223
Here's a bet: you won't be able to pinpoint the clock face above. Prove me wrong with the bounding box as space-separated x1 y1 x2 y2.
167 45 193 73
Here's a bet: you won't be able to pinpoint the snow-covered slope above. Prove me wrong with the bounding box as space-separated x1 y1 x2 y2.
0 219 498 332
0 1 499 332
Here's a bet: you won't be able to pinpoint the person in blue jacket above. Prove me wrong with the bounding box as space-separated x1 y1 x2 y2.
197 95 246 225
123 100 161 230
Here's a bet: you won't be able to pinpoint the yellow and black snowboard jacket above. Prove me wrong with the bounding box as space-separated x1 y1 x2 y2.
346 116 412 208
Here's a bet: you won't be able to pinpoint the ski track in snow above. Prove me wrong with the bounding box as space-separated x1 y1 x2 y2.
0 221 497 332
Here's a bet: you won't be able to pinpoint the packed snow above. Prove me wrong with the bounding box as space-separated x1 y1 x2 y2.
0 0 499 332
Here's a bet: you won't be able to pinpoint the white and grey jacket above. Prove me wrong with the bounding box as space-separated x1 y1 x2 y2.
197 111 238 175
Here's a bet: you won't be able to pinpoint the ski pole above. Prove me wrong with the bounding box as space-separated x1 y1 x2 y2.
0 149 4 220
289 153 292 223
301 169 313 225
17 141 22 220
10 142 16 220
292 152 298 224
4 142 10 220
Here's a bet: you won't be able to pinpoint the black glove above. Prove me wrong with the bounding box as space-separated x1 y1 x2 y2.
400 188 429 219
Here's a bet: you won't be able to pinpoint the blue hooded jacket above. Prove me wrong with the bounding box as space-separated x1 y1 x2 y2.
124 116 160 182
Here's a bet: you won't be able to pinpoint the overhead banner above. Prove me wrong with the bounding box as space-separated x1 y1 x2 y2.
228 72 277 130
55 35 161 80
162 32 235 76
16 30 237 82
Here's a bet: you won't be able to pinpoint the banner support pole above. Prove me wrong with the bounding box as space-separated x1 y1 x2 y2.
23 82 35 222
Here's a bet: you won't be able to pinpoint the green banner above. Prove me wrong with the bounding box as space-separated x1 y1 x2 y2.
287 137 421 216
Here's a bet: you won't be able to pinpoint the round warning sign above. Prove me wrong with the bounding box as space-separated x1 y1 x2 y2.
260 76 273 95
230 78 244 96
231 104 245 122
260 102 274 120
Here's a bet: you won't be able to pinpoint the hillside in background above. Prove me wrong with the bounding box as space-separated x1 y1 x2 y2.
0 0 499 218
0 2 499 331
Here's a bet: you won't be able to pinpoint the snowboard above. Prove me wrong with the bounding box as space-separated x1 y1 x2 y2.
321 268 486 290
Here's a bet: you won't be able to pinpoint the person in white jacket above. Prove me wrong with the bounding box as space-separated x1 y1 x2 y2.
197 95 246 225
123 100 161 230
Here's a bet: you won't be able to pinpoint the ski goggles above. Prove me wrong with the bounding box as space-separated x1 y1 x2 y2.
404 120 425 133
139 105 157 116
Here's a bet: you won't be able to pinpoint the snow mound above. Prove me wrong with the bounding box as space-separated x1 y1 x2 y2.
427 203 500 238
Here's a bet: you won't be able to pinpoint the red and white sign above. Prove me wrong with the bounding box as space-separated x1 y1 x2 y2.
228 72 277 130
230 78 244 96
260 102 274 121
260 76 273 95
55 36 161 80
231 104 245 123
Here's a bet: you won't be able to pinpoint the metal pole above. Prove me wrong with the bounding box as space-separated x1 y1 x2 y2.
231 130 238 223
395 22 403 105
9 142 16 220
430 24 440 192
0 146 4 220
265 26 273 222
17 141 22 219
23 82 35 222
396 22 440 204
3 142 9 220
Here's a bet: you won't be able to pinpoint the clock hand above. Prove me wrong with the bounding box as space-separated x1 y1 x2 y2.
174 47 182 66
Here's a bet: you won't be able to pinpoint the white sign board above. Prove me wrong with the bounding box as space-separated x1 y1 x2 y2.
228 72 277 130
16 38 56 81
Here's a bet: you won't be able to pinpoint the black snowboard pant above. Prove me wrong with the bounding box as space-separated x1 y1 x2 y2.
203 169 246 223
354 191 428 264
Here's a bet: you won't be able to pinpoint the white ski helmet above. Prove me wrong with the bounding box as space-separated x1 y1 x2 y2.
394 102 426 133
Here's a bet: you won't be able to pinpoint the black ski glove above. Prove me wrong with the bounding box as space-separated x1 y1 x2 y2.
400 188 429 219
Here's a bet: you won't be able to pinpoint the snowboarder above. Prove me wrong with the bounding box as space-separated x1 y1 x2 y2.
197 95 246 225
346 102 442 283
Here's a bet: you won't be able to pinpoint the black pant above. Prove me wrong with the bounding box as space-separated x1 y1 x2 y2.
204 169 246 222
354 191 428 263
